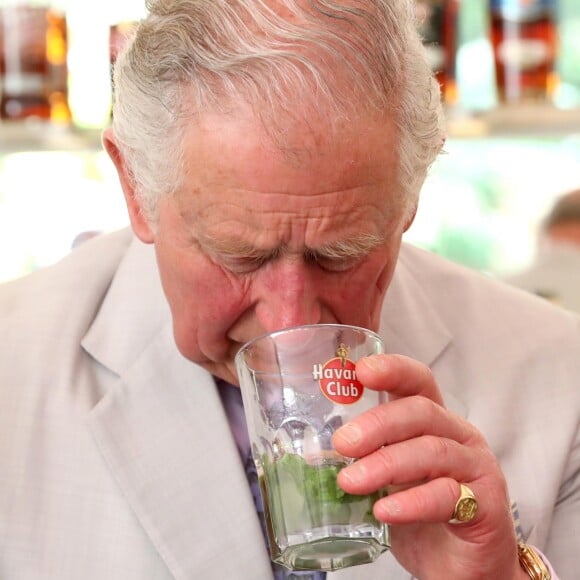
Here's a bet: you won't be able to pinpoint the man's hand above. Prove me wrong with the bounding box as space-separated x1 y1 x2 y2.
333 354 527 580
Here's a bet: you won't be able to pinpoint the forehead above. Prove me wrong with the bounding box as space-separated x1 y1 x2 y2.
167 109 405 252
179 106 400 199
168 109 406 250
160 107 408 257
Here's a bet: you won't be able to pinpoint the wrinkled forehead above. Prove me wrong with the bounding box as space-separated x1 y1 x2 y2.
173 105 406 234
182 97 400 170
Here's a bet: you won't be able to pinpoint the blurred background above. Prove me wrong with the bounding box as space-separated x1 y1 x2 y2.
1 0 580 283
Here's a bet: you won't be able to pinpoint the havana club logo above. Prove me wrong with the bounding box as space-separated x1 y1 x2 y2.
312 343 364 405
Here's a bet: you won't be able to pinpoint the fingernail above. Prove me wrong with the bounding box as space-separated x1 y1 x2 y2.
377 497 402 517
335 422 362 446
340 461 366 485
362 355 387 372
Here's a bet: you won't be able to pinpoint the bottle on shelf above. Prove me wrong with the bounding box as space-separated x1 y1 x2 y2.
553 0 580 108
415 0 460 105
489 0 558 104
0 0 70 125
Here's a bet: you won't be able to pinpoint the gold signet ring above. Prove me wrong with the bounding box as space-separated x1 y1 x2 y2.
448 483 478 524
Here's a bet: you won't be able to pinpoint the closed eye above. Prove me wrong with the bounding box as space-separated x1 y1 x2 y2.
305 249 362 273
305 234 384 272
212 248 281 274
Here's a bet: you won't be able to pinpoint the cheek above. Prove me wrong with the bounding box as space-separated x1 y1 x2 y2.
156 247 251 362
329 255 396 329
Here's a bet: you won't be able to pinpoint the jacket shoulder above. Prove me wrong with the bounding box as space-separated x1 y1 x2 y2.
396 242 580 345
0 228 134 338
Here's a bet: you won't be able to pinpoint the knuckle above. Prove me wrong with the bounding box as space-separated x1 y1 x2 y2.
414 394 439 416
464 426 487 448
375 446 397 474
364 404 390 435
411 487 433 518
420 364 436 385
423 434 455 460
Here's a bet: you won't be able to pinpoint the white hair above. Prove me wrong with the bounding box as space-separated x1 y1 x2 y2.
111 0 444 221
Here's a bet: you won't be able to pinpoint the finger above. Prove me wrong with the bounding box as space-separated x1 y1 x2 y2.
357 354 444 405
372 477 474 525
333 395 480 458
337 435 483 495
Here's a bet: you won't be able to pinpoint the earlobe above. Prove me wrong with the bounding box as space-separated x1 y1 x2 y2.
403 203 418 233
102 128 155 244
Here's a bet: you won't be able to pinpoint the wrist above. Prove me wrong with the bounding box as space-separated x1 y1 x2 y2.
517 543 551 580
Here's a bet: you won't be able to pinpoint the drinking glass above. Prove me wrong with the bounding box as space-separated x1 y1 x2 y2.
235 323 389 572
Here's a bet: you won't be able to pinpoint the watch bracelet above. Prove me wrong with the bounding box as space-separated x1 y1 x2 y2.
517 543 551 580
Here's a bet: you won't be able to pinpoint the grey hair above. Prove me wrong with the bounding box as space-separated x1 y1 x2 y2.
111 0 444 222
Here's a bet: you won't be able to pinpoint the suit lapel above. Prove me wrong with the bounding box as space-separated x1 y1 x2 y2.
83 238 273 579
380 246 466 418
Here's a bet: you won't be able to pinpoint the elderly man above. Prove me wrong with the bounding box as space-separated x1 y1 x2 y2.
0 1 578 579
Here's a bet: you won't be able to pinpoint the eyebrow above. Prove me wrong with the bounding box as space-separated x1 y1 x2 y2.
199 231 385 260
313 233 385 259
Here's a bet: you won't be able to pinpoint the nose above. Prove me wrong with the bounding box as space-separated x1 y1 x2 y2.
254 257 322 332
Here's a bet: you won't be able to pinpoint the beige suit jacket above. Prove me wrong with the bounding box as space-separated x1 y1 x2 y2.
1 228 579 579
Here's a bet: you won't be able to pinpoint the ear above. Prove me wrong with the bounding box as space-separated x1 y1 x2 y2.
403 202 418 233
102 128 155 243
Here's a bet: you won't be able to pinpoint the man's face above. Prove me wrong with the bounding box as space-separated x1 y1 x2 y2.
126 110 413 383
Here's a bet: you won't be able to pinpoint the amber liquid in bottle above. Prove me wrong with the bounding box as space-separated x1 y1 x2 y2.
415 0 459 105
0 5 70 123
489 0 557 103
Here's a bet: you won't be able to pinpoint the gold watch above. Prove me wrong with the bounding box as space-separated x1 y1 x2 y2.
517 543 551 580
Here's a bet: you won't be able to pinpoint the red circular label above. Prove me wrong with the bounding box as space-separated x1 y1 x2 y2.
318 357 364 405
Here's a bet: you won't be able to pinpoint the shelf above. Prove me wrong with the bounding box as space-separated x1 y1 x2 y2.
446 104 580 139
0 122 104 153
